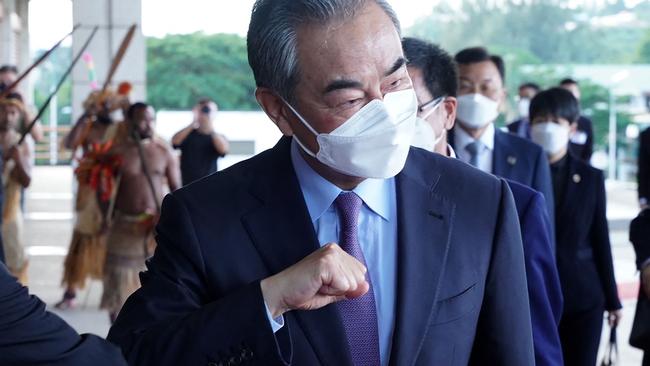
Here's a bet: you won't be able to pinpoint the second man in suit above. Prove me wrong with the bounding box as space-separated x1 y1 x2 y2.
451 47 555 229
405 36 564 366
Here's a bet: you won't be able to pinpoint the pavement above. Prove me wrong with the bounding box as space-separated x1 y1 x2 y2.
21 166 646 364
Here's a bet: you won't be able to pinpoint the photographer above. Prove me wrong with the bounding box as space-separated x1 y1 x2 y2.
172 98 229 186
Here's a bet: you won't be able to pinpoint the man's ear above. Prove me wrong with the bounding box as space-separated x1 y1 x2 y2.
255 87 294 136
442 97 457 130
570 121 578 134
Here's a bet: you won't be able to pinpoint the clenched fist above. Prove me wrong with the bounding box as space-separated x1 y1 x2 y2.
261 243 369 318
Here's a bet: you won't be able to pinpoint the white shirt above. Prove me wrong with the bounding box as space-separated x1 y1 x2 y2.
454 123 495 173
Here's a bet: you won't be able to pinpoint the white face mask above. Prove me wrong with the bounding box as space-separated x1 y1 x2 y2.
287 88 417 179
456 93 499 129
531 122 570 155
517 98 530 118
411 98 444 152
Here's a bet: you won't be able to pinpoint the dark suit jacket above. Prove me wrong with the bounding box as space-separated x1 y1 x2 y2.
0 149 4 265
108 137 534 366
639 128 650 204
630 209 650 269
507 118 531 139
0 263 126 366
507 180 564 366
568 115 594 163
450 127 555 235
555 154 621 314
629 209 650 351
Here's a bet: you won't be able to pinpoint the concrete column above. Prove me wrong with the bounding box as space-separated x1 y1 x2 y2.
1 0 16 65
15 0 31 104
71 0 145 121
15 0 28 71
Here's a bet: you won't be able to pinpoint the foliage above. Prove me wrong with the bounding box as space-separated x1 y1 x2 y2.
146 32 258 111
405 0 646 153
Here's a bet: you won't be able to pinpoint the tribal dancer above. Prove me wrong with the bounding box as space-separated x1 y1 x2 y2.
101 102 179 323
0 97 32 284
56 86 130 309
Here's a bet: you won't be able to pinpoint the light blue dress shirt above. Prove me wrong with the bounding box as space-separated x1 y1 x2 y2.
266 140 398 365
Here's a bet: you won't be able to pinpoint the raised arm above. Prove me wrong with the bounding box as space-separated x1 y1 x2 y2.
171 122 197 148
63 114 90 150
0 263 127 365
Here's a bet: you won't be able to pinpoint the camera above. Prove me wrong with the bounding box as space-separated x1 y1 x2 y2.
200 105 211 114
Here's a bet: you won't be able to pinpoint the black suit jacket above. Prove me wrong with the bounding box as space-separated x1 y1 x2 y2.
108 137 534 366
555 154 622 314
638 127 650 204
0 263 126 365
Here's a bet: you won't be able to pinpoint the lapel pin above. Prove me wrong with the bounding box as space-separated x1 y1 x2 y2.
507 156 517 165
573 174 581 183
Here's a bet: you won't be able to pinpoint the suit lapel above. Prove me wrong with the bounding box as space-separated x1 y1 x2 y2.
556 155 580 242
493 130 510 177
242 137 352 366
389 154 455 366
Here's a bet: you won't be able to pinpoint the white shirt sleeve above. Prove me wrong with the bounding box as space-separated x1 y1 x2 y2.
264 300 285 333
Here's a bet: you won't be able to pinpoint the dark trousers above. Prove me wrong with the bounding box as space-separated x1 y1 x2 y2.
644 351 650 366
559 307 604 366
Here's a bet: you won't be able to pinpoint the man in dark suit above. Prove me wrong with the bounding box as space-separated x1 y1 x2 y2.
507 82 540 139
405 37 563 366
450 47 555 229
0 262 127 365
529 87 621 366
639 127 650 209
107 1 535 365
559 78 595 163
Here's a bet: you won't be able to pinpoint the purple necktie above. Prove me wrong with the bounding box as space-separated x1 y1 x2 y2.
335 192 380 366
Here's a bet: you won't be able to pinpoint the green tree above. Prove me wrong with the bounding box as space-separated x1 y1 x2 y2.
637 29 650 63
146 32 258 111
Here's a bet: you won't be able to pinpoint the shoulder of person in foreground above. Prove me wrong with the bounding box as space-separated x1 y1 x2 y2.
506 179 564 366
409 147 535 365
0 263 127 366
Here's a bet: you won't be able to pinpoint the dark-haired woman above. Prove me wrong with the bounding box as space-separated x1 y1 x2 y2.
529 87 622 366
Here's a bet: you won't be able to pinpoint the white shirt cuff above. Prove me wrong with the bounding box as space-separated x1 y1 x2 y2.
264 301 285 333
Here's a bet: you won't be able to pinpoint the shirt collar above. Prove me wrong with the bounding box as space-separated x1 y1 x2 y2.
551 153 569 170
447 144 457 158
290 139 392 223
454 122 495 151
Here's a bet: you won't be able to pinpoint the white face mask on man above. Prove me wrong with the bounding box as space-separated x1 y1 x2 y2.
517 98 531 119
411 96 445 152
286 88 418 179
531 122 570 155
456 93 499 129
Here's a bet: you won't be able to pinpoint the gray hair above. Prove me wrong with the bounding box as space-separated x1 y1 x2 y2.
247 0 401 102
